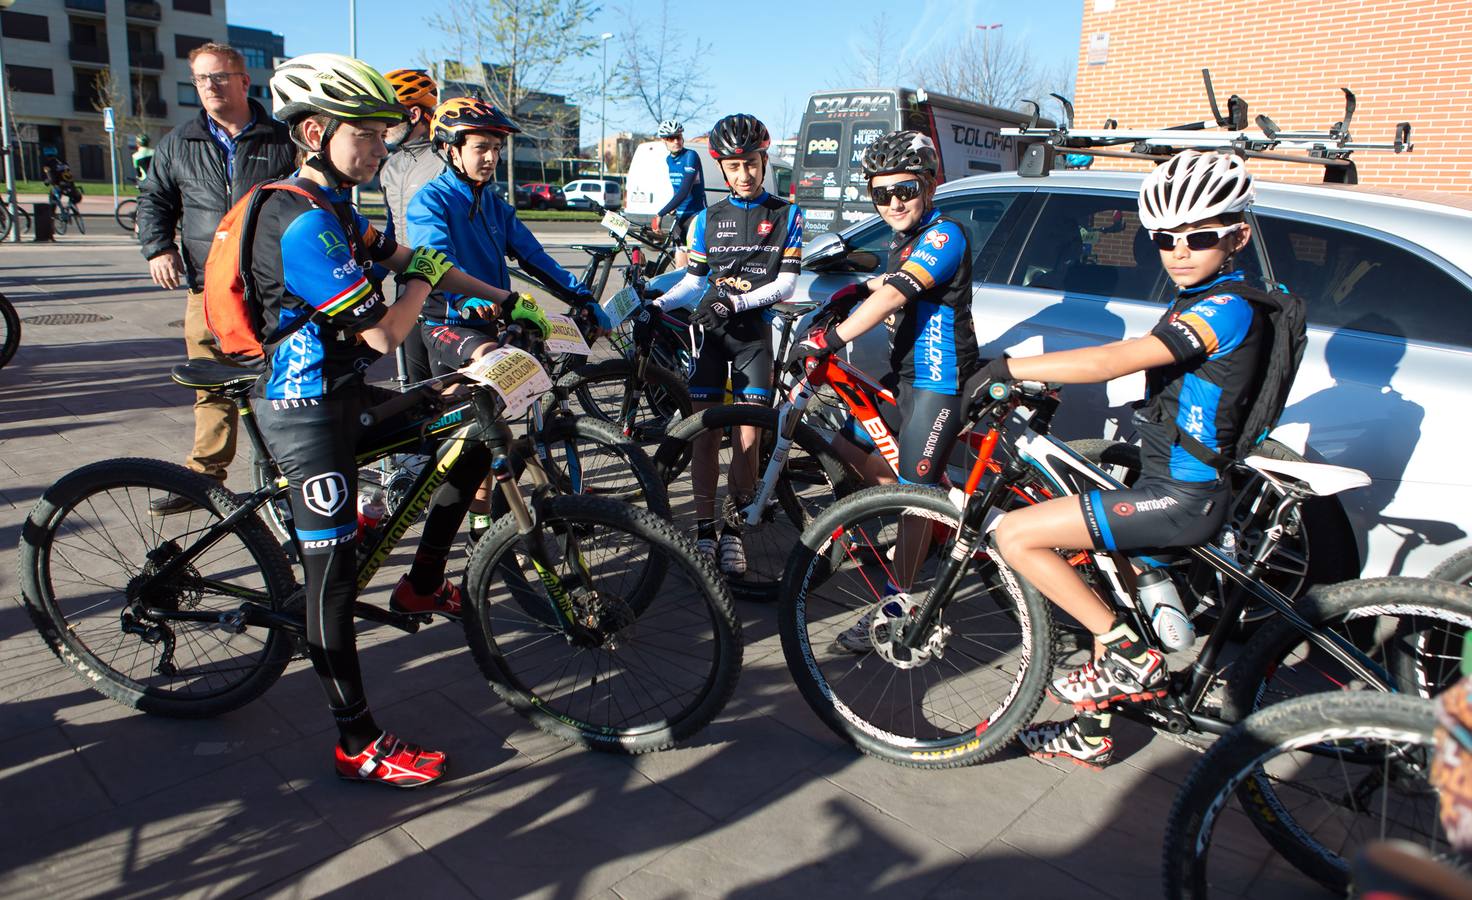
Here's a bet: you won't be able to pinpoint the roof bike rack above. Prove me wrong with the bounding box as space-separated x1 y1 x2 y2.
1009 69 1413 183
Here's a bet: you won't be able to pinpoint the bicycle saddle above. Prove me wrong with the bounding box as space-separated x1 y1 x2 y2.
571 243 618 258
772 299 821 319
1241 455 1371 498
171 360 258 395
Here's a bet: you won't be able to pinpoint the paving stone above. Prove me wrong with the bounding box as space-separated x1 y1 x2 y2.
247 827 475 900
926 839 1110 899
0 724 114 845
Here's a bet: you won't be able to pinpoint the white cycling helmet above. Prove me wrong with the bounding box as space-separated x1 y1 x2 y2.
657 119 684 138
1137 150 1254 231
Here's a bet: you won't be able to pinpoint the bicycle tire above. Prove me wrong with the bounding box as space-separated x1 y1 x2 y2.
17 458 298 717
53 206 67 236
557 357 691 446
73 210 86 234
460 494 741 753
778 484 1054 767
0 292 20 370
1223 576 1472 722
0 203 10 241
654 403 860 601
1162 691 1441 898
1429 546 1472 587
115 199 138 233
532 414 670 518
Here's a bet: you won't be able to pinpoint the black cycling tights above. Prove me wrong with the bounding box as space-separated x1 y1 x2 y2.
256 387 490 753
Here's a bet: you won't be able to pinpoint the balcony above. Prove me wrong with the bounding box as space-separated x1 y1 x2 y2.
68 41 110 65
72 92 103 114
129 49 165 70
64 0 108 15
139 98 167 118
125 0 162 21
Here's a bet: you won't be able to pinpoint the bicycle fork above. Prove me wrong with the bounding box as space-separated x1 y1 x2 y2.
742 382 816 527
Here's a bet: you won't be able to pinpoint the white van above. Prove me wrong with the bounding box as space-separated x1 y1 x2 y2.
623 137 791 225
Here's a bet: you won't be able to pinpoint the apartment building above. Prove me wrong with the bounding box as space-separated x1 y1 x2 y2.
438 61 582 184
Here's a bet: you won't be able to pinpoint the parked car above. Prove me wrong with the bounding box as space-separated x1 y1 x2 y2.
783 170 1472 581
563 178 623 210
515 182 566 210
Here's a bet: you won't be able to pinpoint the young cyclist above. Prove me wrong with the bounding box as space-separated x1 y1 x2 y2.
131 134 155 182
648 119 705 269
406 96 608 543
790 131 980 651
256 54 520 788
987 151 1263 767
646 113 803 573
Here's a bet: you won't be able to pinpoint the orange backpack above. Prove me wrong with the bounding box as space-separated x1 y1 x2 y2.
203 178 344 361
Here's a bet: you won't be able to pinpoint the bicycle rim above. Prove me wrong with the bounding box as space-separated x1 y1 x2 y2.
0 294 19 370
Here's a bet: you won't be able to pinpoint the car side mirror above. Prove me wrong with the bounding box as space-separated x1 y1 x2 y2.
803 232 882 274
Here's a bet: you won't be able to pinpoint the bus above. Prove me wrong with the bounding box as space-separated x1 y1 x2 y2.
793 87 1045 239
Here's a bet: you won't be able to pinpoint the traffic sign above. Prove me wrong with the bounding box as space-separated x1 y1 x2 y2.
103 107 115 133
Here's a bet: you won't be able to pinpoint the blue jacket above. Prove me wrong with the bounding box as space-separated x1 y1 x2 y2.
405 170 591 325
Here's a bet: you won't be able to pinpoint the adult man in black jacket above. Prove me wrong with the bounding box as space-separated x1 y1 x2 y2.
136 42 295 513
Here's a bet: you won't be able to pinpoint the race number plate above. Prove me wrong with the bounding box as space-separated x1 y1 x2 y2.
543 312 591 355
601 210 631 238
601 285 642 327
463 347 553 418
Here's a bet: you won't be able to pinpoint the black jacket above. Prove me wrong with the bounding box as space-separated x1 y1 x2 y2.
136 99 297 291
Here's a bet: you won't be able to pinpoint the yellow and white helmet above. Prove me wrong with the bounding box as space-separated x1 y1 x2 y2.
270 53 405 125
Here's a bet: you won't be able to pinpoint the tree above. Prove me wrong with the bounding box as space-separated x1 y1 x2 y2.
613 0 712 130
833 13 902 89
91 70 147 179
428 0 601 194
914 27 1041 111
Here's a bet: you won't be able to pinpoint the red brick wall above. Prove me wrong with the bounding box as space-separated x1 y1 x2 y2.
1073 0 1472 192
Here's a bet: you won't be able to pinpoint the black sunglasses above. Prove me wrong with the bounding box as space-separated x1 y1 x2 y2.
870 180 923 207
1149 224 1243 252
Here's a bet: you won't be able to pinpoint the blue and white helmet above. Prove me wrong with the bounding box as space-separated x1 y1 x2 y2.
657 119 684 138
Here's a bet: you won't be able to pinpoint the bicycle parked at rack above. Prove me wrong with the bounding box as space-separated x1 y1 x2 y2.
18 348 741 752
777 379 1472 768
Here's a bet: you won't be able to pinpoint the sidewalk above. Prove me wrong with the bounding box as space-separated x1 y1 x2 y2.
0 235 1327 899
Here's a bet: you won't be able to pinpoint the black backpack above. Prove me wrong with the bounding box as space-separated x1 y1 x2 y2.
1169 280 1308 469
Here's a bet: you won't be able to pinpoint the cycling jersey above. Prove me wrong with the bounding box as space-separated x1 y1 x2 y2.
1136 270 1265 482
406 169 591 325
886 210 978 394
657 147 706 220
250 178 399 401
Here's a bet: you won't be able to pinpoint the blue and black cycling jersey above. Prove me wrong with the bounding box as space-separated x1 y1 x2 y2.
657 147 705 220
885 209 978 394
685 191 803 327
406 169 592 325
251 178 398 401
1136 270 1266 482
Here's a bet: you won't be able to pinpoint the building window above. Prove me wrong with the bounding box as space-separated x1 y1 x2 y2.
175 33 211 59
178 82 200 107
247 84 266 100
7 65 55 95
241 46 268 68
1 11 50 42
173 0 211 13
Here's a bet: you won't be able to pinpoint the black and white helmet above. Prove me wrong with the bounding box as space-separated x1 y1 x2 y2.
656 119 684 138
708 114 770 160
861 130 939 179
1138 150 1254 230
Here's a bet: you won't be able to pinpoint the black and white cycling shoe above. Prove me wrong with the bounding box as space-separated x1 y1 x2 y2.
833 593 911 654
695 535 718 568
1049 647 1168 711
1017 716 1114 769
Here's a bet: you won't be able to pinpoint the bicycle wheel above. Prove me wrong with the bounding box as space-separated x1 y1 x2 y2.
0 292 20 370
115 199 138 232
558 357 691 446
779 484 1054 767
1162 691 1444 897
1430 546 1472 587
1223 577 1472 724
0 202 10 241
654 403 859 601
53 206 68 236
460 494 741 753
73 209 86 234
532 414 670 517
17 458 298 717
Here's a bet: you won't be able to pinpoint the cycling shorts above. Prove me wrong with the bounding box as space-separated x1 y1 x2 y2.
688 317 772 404
671 213 697 250
1080 476 1231 553
422 321 495 377
841 380 968 486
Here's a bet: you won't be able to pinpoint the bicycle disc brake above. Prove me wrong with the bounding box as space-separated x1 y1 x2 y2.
872 604 952 670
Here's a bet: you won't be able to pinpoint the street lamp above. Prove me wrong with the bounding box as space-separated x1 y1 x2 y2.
0 0 20 242
599 32 612 180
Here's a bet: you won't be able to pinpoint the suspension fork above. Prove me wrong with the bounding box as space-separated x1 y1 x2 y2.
741 381 816 527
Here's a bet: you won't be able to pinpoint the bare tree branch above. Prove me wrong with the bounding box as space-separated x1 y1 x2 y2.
914 27 1040 111
614 0 712 130
833 13 905 89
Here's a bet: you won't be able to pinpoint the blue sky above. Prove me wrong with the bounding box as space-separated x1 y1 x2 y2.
229 0 1082 144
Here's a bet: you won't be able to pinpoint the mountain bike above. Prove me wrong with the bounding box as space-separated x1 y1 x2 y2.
0 200 32 241
1162 691 1448 897
0 291 19 370
17 353 740 752
777 379 1472 768
51 190 85 236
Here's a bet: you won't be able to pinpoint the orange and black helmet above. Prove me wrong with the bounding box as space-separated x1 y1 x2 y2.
431 97 521 147
384 68 438 110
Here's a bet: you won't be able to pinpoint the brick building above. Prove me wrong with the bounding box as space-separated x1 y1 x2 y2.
1073 0 1471 192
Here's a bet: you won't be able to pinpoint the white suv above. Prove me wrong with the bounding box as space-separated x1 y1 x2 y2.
563 179 623 211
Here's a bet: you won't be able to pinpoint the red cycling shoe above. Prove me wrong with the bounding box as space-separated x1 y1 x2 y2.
335 732 447 788
389 575 463 618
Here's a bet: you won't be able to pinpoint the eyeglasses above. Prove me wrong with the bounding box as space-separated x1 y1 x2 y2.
1149 223 1243 251
191 72 244 87
870 180 923 207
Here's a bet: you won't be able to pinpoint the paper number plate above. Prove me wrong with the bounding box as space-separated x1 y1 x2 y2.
543 312 591 355
601 210 630 238
462 347 553 418
601 285 643 328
